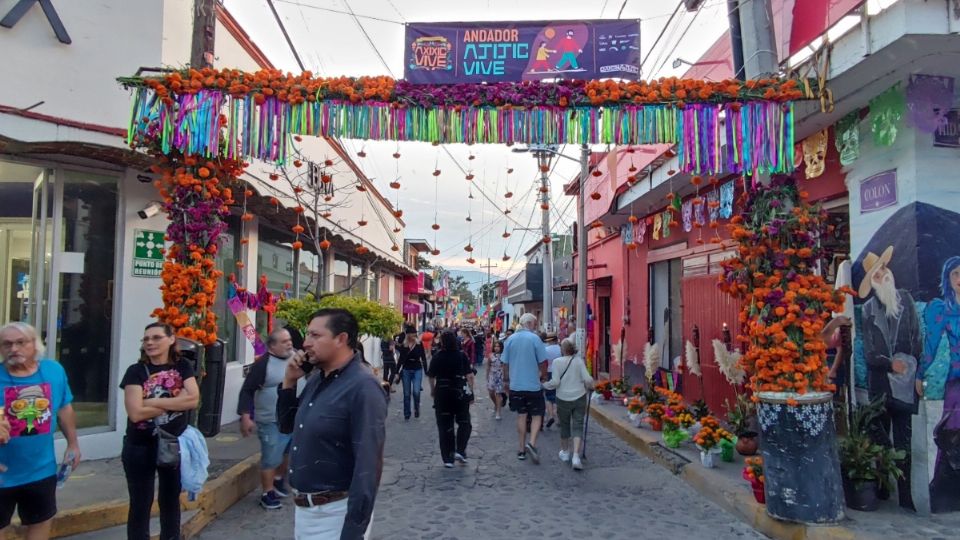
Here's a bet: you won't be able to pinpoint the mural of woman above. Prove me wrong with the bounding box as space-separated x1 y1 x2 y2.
917 255 960 513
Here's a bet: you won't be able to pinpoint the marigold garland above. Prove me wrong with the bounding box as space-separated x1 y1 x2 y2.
718 177 853 397
149 151 240 344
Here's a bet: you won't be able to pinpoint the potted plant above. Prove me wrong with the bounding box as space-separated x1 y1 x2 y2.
838 398 905 511
694 416 733 468
595 380 612 400
725 395 759 456
742 456 766 504
611 376 631 397
645 403 665 431
662 416 689 448
627 397 644 426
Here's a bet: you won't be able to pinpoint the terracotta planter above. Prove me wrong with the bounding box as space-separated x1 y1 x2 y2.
647 417 663 431
736 431 759 456
752 481 766 504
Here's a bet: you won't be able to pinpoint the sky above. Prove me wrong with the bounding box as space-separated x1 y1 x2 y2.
225 0 731 281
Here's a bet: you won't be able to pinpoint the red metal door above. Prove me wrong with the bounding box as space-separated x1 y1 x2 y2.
680 274 741 415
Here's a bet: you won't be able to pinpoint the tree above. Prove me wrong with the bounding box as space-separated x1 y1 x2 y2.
276 294 404 340
449 276 476 306
415 255 432 270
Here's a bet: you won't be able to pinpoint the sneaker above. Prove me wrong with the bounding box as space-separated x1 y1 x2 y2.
443 462 455 468
558 450 571 463
525 442 541 464
272 479 289 498
517 451 526 461
454 452 468 463
259 491 282 510
572 454 583 471
495 414 502 421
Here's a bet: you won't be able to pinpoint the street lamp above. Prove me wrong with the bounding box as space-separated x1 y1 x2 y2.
511 144 590 357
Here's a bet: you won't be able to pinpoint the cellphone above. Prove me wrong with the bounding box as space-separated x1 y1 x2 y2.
301 357 315 374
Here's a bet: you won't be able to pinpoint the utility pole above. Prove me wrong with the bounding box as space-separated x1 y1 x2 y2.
190 0 217 69
538 150 554 333
480 258 497 306
736 0 778 79
726 0 746 80
574 144 590 363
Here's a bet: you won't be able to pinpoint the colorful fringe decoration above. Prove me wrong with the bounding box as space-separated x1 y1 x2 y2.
127 87 795 175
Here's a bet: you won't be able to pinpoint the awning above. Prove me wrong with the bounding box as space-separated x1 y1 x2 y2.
402 300 423 314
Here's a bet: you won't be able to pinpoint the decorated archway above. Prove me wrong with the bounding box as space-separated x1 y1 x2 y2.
118 69 812 346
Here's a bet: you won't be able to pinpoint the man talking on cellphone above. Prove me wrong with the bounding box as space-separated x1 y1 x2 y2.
277 309 387 539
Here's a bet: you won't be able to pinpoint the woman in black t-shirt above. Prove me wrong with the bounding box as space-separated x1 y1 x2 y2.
427 330 475 467
119 322 199 540
396 328 427 420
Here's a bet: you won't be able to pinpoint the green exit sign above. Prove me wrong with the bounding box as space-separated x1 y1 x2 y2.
133 229 165 277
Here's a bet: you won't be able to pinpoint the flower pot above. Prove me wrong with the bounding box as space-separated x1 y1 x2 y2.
736 431 759 456
843 478 880 512
700 448 720 468
602 391 613 401
757 392 845 524
751 481 766 504
720 438 736 462
647 417 663 431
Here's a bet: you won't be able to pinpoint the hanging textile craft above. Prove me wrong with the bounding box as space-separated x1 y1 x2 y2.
636 219 647 244
653 214 662 240
707 189 720 223
802 129 828 179
694 199 706 226
662 209 673 238
120 70 809 175
682 200 693 232
622 222 634 244
905 74 955 133
719 181 735 219
870 85 905 147
834 111 860 166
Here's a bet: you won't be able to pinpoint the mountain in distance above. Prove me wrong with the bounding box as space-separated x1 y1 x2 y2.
444 269 496 294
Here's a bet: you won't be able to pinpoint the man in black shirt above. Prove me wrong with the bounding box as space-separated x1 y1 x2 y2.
278 308 387 539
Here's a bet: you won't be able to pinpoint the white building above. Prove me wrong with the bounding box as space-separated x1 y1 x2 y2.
0 0 412 458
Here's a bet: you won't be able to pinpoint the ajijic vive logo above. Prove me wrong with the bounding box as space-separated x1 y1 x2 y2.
409 36 453 72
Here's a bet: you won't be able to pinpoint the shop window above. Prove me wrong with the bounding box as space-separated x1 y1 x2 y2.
649 259 683 370
213 214 242 362
333 255 350 292
256 224 295 334
298 249 323 298
350 260 366 298
368 269 380 302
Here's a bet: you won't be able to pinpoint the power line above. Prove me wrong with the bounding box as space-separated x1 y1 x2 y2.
652 4 706 78
266 0 306 71
274 0 404 25
342 0 396 77
639 0 682 75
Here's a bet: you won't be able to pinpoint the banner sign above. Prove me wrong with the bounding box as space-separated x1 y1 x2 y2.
404 19 640 84
860 169 898 214
934 109 960 148
132 229 165 277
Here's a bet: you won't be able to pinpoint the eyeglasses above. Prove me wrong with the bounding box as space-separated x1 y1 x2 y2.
141 336 168 343
0 339 32 350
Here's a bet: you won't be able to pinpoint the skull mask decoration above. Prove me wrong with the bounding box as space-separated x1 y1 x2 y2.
802 129 828 179
906 74 954 133
870 85 906 147
835 112 860 167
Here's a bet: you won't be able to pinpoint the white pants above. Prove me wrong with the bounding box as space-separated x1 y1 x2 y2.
294 498 373 540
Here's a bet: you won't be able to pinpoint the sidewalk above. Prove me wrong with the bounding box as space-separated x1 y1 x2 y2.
8 422 261 540
588 400 960 540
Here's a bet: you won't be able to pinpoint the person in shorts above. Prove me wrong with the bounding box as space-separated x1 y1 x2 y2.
0 322 81 540
541 333 562 430
501 314 548 464
238 328 295 510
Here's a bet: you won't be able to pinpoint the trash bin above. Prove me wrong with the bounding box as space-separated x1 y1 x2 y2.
197 339 226 437
176 337 203 427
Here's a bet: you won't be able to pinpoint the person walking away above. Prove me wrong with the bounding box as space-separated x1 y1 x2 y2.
501 313 548 463
543 339 594 470
473 330 486 372
427 331 475 467
237 328 296 510
420 326 436 364
0 322 81 540
397 328 427 420
542 333 562 430
120 322 200 540
278 308 387 539
460 329 476 371
487 341 506 420
379 335 397 392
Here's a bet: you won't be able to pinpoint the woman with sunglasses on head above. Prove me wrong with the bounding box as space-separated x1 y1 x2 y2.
120 323 200 540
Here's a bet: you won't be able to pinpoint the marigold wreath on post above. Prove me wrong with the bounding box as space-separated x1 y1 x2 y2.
718 177 854 401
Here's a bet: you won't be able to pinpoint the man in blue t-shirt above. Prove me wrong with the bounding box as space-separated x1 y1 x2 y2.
501 313 548 464
0 322 80 540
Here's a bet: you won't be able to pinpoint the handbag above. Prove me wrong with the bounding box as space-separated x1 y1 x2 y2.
143 364 182 468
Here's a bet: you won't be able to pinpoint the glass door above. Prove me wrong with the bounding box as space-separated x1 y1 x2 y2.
0 160 50 328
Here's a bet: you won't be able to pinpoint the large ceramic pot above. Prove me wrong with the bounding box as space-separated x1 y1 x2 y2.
757 392 845 524
843 478 880 512
736 431 760 456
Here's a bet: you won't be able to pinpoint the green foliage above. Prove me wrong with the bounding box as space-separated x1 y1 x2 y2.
692 399 711 421
724 394 757 435
415 255 432 270
839 397 905 491
276 294 404 340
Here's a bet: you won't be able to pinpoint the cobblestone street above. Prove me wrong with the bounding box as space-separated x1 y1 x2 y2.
197 383 765 539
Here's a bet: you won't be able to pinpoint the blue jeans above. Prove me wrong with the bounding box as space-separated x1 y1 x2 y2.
256 421 291 470
401 368 423 418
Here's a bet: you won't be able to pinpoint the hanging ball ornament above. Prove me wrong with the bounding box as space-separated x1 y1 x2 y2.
392 152 401 159
391 244 399 252
502 231 511 238
465 244 474 252
467 257 476 264
505 191 513 198
433 169 442 177
465 173 475 181
502 254 511 261
431 249 440 256
394 210 403 218
390 180 401 189
590 192 602 200
358 219 368 226
319 239 331 250
432 223 440 231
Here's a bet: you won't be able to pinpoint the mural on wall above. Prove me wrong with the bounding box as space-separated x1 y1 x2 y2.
852 201 960 513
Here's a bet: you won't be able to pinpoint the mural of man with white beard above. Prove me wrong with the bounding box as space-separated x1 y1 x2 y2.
859 245 922 511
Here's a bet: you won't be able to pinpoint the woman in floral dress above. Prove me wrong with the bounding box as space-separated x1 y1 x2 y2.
487 341 505 420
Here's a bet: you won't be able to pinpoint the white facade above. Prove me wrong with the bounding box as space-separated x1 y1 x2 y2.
0 0 409 458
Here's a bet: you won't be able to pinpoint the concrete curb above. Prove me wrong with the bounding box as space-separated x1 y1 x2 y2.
8 454 260 540
589 404 876 540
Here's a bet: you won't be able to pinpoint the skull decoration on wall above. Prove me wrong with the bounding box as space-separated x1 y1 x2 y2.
802 129 829 179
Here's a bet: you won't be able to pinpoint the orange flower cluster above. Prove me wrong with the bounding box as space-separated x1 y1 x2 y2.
149 153 241 345
719 179 853 396
645 402 666 420
693 416 734 450
743 456 765 485
627 397 644 414
143 68 395 107
595 380 612 393
583 77 803 107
